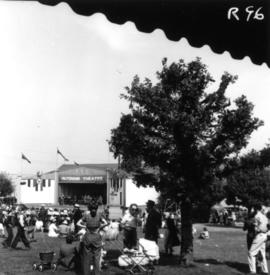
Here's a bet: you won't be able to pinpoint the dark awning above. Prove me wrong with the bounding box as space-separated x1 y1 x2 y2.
37 0 269 67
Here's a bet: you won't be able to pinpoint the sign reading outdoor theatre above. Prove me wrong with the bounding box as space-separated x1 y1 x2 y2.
59 176 105 183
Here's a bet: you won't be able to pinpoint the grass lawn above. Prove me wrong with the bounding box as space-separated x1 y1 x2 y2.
0 224 256 275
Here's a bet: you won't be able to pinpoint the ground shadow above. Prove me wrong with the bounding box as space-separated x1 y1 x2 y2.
158 252 180 266
105 249 122 263
224 261 249 274
195 258 249 274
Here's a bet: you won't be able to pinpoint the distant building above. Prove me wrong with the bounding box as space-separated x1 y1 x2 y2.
14 163 159 207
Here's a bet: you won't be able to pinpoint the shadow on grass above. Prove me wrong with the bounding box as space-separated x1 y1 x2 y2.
158 252 180 266
224 261 249 274
105 249 122 262
195 258 249 274
106 250 193 267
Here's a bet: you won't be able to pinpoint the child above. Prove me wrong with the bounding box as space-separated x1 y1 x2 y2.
199 227 210 239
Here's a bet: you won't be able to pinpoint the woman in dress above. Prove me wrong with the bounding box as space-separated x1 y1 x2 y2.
164 212 180 255
77 202 107 275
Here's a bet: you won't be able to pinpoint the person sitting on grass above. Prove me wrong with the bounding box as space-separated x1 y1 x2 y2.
48 217 59 238
199 227 210 239
58 220 71 238
57 234 79 270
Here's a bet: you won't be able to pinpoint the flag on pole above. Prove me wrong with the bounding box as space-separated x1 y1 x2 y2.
74 161 80 166
21 153 31 164
57 148 69 161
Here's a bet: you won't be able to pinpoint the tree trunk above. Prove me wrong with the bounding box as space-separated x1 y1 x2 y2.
180 198 193 266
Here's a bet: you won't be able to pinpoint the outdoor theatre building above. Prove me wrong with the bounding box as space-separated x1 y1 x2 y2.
16 164 158 207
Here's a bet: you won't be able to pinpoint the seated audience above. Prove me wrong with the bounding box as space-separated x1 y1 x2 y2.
59 220 71 237
48 217 59 237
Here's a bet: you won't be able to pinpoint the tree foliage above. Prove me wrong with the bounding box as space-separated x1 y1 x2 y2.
225 146 270 210
0 172 14 197
109 58 263 263
110 58 262 197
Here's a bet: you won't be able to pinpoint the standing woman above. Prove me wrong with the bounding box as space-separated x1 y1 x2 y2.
77 202 107 275
121 204 139 249
144 200 162 243
164 212 180 255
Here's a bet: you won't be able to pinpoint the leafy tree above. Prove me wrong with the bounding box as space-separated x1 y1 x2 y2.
0 172 14 197
225 147 270 211
109 58 263 264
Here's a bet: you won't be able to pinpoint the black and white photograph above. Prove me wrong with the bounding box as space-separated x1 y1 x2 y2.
0 0 269 274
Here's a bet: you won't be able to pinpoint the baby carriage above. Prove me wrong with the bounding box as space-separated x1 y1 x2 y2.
118 238 159 275
32 251 57 272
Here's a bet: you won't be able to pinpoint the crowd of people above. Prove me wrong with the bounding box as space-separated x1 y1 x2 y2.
0 200 168 274
0 203 84 249
58 195 104 206
4 199 268 274
209 208 239 226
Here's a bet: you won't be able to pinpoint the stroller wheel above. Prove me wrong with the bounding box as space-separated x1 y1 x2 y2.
38 265 43 272
51 263 57 272
32 263 37 270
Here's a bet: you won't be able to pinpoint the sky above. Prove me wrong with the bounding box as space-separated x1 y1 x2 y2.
0 1 269 175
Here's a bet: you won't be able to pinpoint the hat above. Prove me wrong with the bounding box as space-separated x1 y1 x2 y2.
129 204 138 211
25 210 31 215
146 200 155 207
63 210 68 215
74 204 80 208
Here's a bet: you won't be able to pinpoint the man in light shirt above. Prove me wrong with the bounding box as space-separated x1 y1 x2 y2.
248 203 269 274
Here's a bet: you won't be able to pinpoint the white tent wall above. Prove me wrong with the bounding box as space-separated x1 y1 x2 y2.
19 179 56 204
